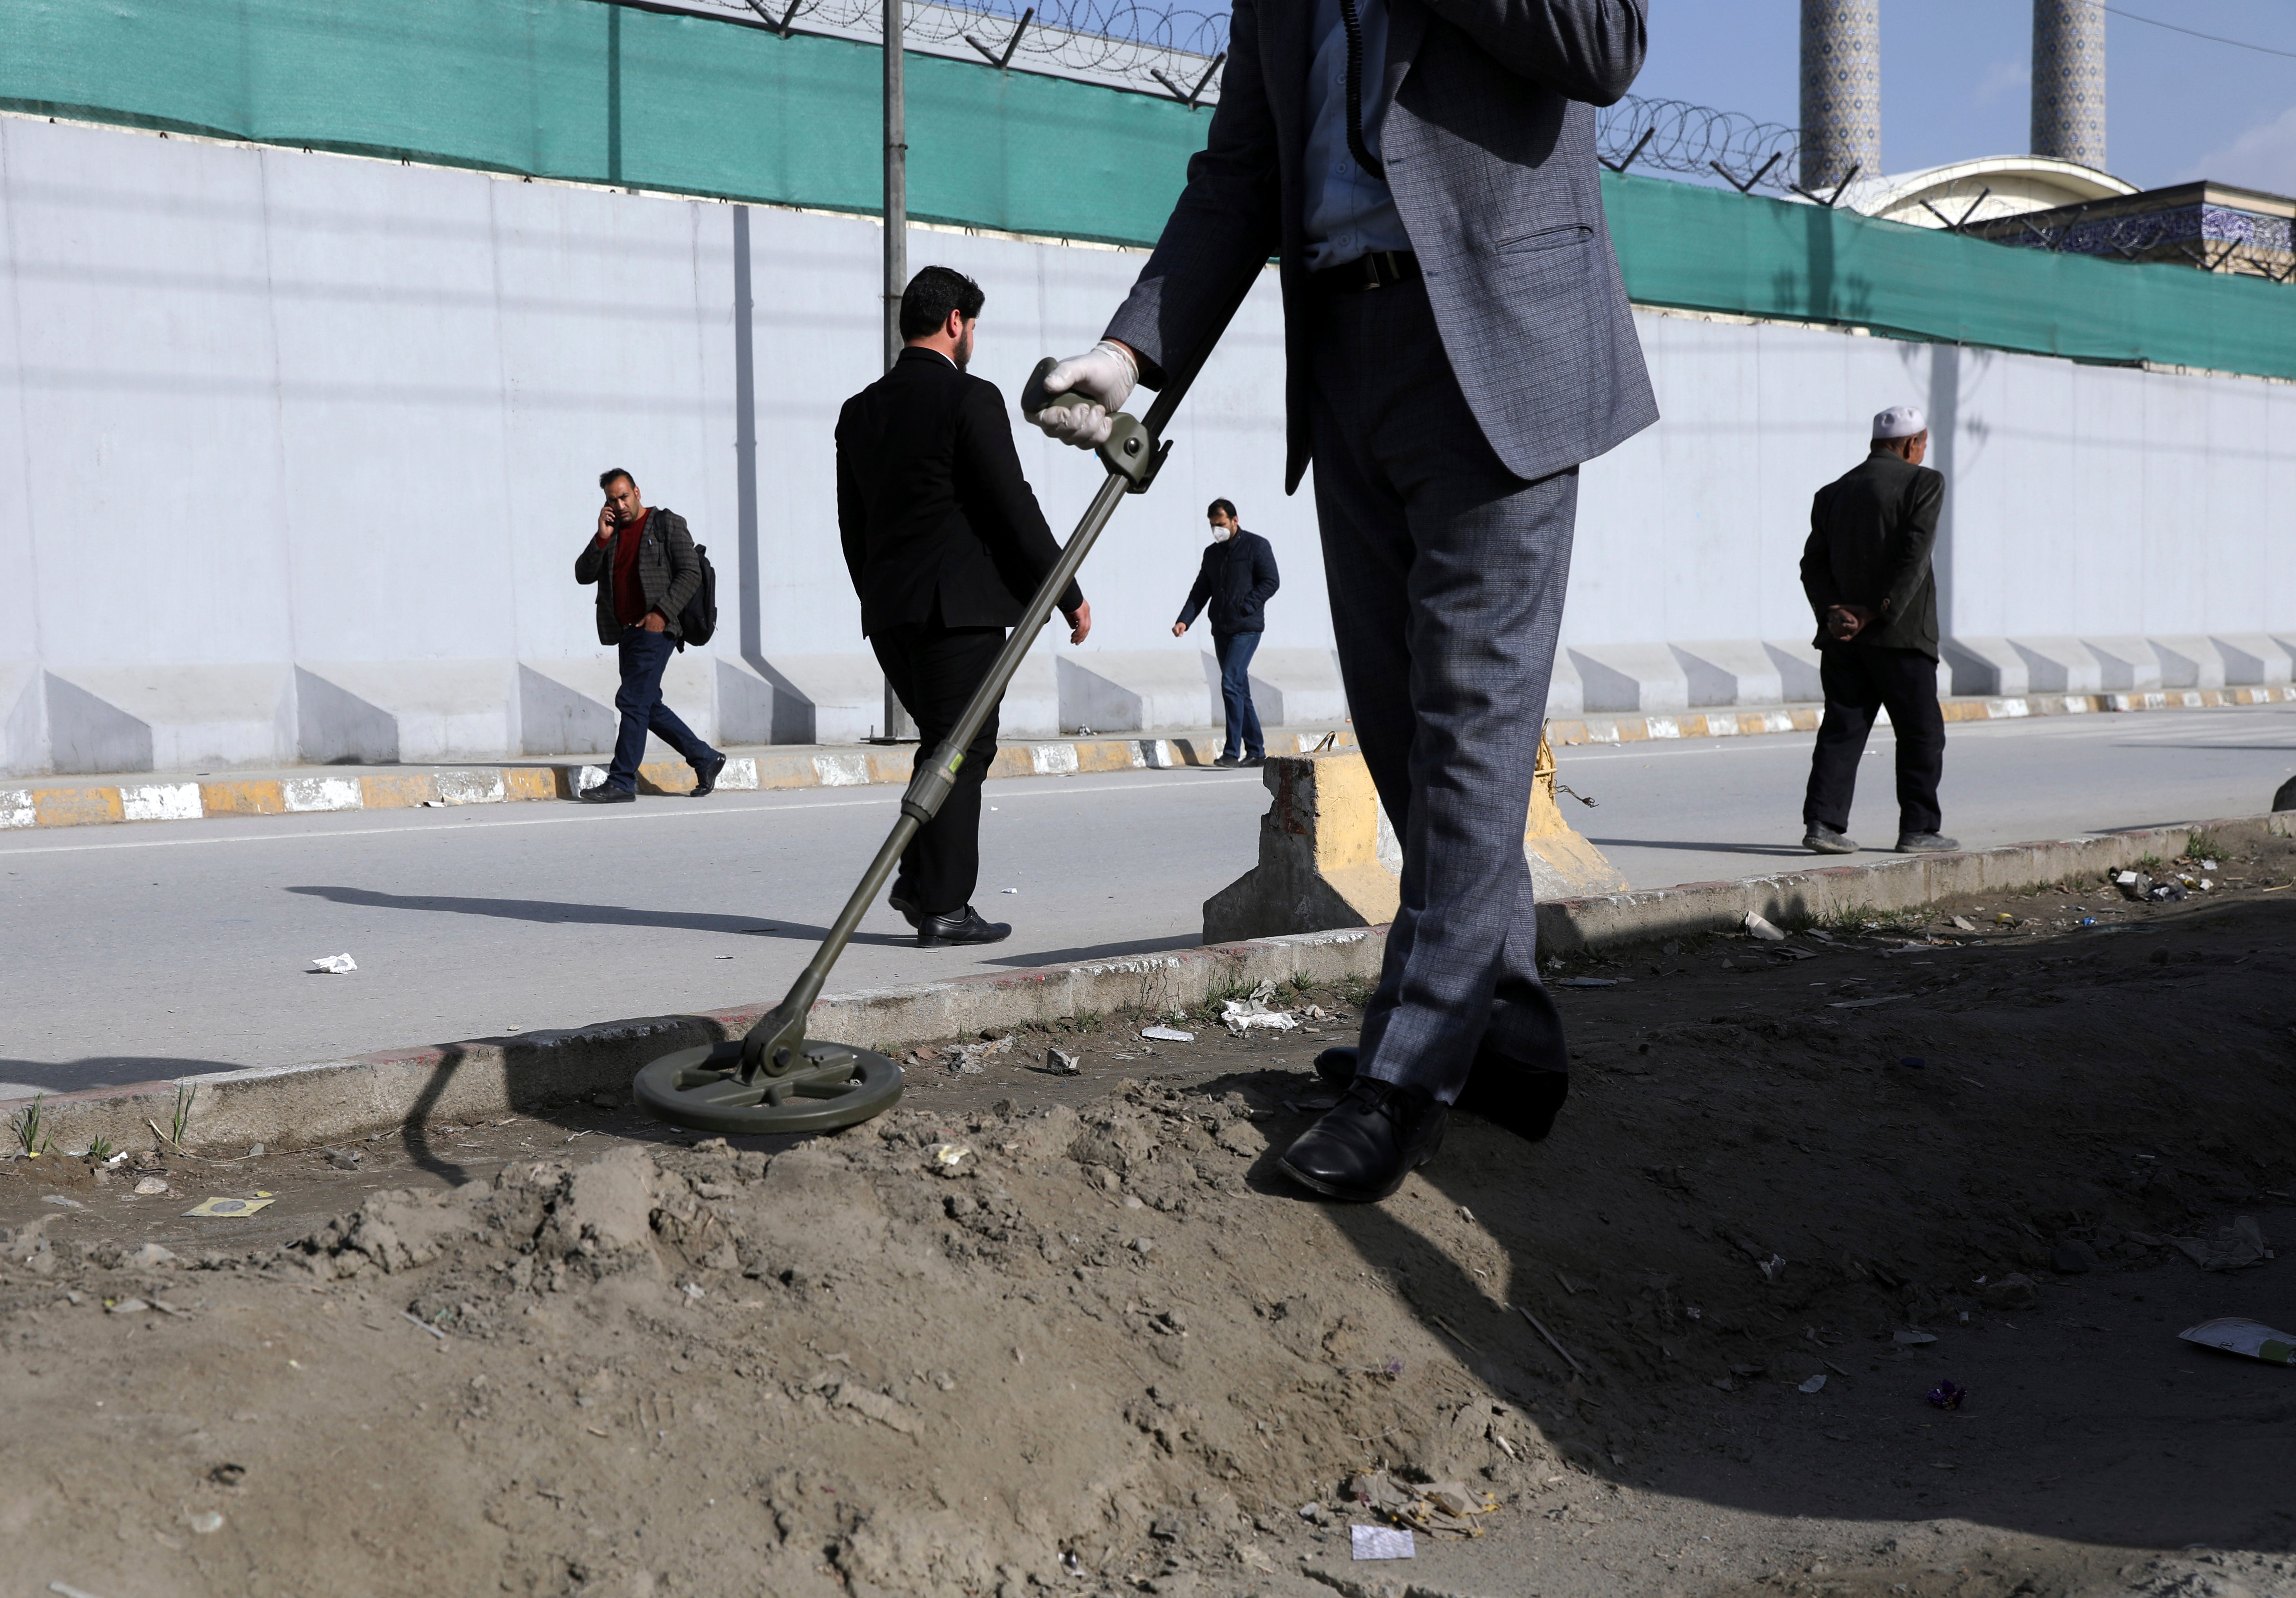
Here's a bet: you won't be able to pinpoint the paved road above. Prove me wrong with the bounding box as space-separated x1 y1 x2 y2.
5 702 2291 1093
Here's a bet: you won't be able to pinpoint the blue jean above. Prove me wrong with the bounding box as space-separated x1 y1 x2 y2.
607 625 717 790
1213 629 1264 759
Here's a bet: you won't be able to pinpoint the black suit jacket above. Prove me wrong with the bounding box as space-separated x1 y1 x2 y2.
836 347 1082 636
1177 530 1280 636
1800 448 1944 660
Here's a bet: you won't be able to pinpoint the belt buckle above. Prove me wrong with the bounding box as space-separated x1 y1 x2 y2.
1362 253 1386 291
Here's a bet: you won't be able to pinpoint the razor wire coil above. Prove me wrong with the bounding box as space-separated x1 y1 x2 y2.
1597 95 1800 193
687 0 1232 96
686 0 1806 191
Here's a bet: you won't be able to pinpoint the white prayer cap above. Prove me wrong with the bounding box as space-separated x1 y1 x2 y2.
1872 404 1927 440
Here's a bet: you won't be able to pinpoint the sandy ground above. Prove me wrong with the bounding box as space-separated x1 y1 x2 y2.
5 820 2295 1598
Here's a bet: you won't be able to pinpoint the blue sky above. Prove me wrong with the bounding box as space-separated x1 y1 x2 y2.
1634 1 2296 195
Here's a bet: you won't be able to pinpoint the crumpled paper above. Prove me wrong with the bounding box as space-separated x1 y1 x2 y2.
927 1035 1012 1075
1219 1000 1298 1035
1219 978 1303 1035
309 953 357 974
2171 1215 2270 1272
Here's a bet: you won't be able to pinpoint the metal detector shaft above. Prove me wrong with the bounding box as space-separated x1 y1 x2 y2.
739 276 1259 1080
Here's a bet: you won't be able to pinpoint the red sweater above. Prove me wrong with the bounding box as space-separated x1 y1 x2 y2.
610 509 651 625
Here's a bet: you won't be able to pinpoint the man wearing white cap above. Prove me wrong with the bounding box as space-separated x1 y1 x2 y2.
1797 404 1955 855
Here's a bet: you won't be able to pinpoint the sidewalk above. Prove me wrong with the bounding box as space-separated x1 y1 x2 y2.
1547 682 2295 746
4 683 2290 834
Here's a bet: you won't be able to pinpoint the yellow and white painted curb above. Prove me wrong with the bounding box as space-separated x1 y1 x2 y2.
0 729 1354 834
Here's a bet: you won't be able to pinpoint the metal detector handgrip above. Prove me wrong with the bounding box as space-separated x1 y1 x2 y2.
733 273 1262 1083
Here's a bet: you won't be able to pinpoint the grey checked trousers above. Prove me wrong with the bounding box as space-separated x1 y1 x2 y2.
1309 275 1575 1102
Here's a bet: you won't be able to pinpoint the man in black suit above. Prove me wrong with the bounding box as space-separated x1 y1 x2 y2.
1799 403 1956 856
836 266 1091 949
1172 498 1281 767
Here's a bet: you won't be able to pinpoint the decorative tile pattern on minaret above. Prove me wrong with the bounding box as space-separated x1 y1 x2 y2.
2031 0 2106 169
1799 0 1880 192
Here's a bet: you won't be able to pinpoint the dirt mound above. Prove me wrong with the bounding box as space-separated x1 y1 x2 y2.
251 1085 1595 1594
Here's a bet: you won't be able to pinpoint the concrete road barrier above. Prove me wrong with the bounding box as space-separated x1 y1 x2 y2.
1201 736 1626 943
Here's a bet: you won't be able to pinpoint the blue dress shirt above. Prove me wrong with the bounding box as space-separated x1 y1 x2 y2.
1301 0 1413 270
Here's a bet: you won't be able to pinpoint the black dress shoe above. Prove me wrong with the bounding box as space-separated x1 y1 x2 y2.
888 878 923 929
1277 1078 1447 1202
578 782 635 804
690 752 727 796
916 906 1011 948
1312 1044 1569 1143
1212 753 1244 768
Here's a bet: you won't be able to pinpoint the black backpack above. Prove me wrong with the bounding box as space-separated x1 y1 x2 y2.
676 531 718 648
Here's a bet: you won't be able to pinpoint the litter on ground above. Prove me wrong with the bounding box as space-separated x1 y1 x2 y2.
2178 1318 2294 1364
1219 995 1299 1035
2171 1216 2271 1272
181 1197 275 1218
1351 1524 1416 1560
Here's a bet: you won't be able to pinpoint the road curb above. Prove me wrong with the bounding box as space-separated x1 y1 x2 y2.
11 812 2288 1157
0 729 1353 833
16 927 1387 1156
1534 812 2291 950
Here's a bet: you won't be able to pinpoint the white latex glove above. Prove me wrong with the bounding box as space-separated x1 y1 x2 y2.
1029 340 1137 449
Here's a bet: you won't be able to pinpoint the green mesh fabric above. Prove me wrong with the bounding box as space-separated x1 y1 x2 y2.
0 0 1210 244
4 0 2287 380
1602 172 2296 380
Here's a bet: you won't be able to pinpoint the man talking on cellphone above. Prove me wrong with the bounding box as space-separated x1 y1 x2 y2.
573 469 726 804
1025 0 1657 1201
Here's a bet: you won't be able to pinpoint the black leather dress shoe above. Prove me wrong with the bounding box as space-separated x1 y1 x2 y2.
578 783 635 804
1312 1044 1569 1142
1278 1078 1447 1202
916 906 1011 948
690 753 727 797
887 879 923 929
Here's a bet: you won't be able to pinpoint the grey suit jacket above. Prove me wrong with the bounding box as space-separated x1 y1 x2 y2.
1105 0 1657 491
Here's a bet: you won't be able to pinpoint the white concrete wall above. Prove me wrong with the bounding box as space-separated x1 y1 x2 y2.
3 113 2292 773
1571 314 2296 707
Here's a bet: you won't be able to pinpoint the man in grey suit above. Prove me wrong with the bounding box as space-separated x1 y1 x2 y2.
1030 0 1656 1200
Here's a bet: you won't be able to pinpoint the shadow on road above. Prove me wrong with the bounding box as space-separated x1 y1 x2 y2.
0 1056 250 1097
281 885 912 947
1589 836 1818 858
985 933 1204 968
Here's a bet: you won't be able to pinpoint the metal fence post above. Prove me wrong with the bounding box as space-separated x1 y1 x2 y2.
883 0 906 373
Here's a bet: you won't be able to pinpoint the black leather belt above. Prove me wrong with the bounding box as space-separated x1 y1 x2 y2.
1310 249 1419 293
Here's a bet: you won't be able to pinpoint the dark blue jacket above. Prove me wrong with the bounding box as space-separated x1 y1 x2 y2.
1177 530 1280 636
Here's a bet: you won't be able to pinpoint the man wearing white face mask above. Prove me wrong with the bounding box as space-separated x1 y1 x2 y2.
1172 498 1281 766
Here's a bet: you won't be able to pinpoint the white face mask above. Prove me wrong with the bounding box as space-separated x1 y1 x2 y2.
1210 524 1234 542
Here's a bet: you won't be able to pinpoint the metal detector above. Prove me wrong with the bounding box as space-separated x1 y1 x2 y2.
633 282 1255 1138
